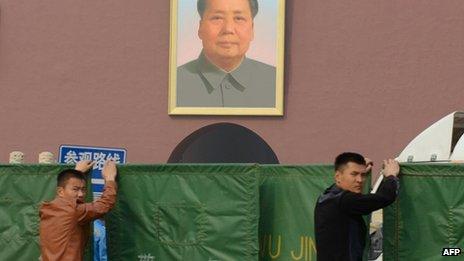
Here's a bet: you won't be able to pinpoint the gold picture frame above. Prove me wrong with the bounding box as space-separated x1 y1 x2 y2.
168 0 285 116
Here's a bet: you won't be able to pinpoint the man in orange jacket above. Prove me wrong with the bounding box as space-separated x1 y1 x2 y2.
39 160 118 261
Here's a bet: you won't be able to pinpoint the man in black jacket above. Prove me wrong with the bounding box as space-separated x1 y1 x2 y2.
314 152 399 261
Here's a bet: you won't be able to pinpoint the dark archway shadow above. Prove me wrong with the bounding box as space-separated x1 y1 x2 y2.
168 123 279 164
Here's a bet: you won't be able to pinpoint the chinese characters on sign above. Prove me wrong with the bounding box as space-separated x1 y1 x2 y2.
59 145 127 198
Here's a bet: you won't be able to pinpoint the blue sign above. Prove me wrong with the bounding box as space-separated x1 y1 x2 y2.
59 145 126 198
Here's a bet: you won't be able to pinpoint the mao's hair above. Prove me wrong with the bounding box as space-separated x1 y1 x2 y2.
197 0 259 18
334 152 366 171
57 169 86 187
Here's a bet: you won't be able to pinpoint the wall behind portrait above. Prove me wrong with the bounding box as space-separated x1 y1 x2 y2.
0 1 463 169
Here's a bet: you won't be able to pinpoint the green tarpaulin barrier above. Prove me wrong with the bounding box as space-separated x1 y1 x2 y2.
384 164 464 261
106 164 261 261
259 165 333 261
2 163 463 260
105 165 335 261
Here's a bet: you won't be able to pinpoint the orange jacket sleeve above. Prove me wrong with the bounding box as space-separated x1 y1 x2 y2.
75 181 118 225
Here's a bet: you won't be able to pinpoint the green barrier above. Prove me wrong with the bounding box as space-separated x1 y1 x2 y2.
384 164 464 261
105 164 335 261
258 165 334 261
4 163 461 261
106 164 261 261
104 164 338 261
0 165 93 261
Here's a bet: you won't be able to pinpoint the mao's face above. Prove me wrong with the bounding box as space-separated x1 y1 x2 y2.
198 0 254 64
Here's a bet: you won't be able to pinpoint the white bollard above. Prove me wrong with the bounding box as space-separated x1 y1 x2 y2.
9 151 25 164
39 152 55 164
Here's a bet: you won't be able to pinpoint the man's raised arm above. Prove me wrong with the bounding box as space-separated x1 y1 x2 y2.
340 159 400 215
76 161 118 224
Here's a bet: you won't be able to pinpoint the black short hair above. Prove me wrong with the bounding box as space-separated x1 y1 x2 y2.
57 169 86 188
334 152 366 171
197 0 259 19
